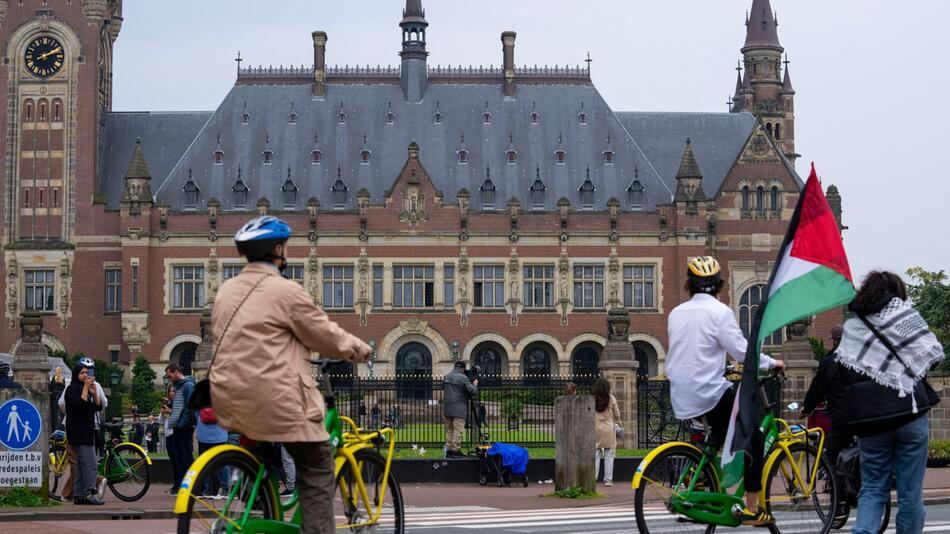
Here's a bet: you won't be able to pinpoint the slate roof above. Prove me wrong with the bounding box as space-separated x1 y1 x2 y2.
98 111 212 208
148 82 670 213
616 111 759 198
744 0 782 50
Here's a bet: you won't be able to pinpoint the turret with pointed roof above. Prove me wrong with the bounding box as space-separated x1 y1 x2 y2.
121 138 153 204
743 0 782 52
674 138 706 205
399 0 429 102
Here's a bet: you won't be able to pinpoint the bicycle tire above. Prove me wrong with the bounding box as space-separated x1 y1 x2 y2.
105 444 151 502
335 448 405 534
176 448 280 534
633 444 718 534
48 451 63 495
831 496 891 533
763 441 837 534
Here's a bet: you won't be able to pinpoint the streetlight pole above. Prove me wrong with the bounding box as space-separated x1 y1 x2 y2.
110 371 120 421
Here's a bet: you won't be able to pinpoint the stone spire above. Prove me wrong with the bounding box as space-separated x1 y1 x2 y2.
743 0 782 51
674 138 706 204
399 0 429 102
781 57 795 94
121 138 153 203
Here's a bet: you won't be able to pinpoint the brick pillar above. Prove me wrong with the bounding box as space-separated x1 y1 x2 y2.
501 31 516 97
780 318 817 420
598 307 639 449
5 312 52 497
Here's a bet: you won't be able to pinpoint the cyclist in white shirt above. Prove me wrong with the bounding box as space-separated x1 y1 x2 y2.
666 256 783 526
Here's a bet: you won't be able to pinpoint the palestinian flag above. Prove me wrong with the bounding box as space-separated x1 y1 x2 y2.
721 163 855 488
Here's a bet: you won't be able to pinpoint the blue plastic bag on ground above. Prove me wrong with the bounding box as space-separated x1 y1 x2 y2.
487 442 529 475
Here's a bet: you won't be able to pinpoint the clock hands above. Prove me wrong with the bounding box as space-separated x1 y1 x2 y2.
37 47 63 61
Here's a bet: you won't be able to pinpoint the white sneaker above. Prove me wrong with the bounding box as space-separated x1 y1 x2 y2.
96 478 108 500
605 480 613 487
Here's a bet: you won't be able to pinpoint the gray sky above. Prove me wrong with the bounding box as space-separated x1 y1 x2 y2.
112 1 950 282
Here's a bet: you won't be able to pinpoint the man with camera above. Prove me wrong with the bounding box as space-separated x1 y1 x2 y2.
443 361 478 458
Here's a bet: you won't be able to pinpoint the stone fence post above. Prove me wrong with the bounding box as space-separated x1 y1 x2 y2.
599 307 639 449
780 318 818 420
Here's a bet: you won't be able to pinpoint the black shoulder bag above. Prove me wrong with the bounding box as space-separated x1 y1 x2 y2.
188 276 267 411
844 316 938 436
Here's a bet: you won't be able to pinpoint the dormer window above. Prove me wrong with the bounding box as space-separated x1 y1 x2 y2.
183 175 200 210
213 149 224 165
232 172 249 208
361 149 371 164
458 149 468 164
530 168 546 210
507 150 517 164
241 102 250 124
579 168 596 210
262 149 273 165
483 112 491 125
338 104 348 123
555 149 566 165
530 112 539 124
332 176 348 209
386 112 395 125
480 181 496 210
288 102 297 124
434 112 443 124
282 177 298 208
627 178 644 209
578 112 587 125
311 150 322 164
604 150 613 164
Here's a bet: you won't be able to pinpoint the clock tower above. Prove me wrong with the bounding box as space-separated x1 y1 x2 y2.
0 1 121 329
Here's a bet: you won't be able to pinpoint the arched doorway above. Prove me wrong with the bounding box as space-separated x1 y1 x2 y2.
395 342 432 399
522 342 555 385
633 341 657 380
170 342 198 376
571 343 601 385
471 341 507 386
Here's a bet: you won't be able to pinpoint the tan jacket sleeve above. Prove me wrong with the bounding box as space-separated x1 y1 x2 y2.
285 282 362 360
611 395 621 425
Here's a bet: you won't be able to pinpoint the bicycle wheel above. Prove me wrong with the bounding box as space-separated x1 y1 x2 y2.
176 449 280 534
634 444 718 534
763 442 837 534
48 449 65 495
104 444 151 501
334 449 404 534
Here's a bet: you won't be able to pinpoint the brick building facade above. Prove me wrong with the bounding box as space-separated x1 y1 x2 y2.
0 0 843 381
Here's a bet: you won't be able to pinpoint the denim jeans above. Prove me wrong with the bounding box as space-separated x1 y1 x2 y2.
853 414 928 534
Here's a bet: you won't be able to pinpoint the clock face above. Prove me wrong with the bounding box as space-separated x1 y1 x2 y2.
24 36 65 78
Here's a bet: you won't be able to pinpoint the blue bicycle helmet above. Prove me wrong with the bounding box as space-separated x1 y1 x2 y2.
234 216 292 260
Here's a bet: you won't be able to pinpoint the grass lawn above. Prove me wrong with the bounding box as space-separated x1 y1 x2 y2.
389 423 555 448
394 447 650 459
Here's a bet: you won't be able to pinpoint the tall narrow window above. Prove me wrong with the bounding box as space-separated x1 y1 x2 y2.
183 178 199 209
627 179 644 209
282 175 298 208
233 178 249 208
372 264 384 307
741 186 751 212
105 269 122 312
52 102 61 122
774 123 781 140
480 177 496 210
360 149 370 164
39 101 47 122
323 266 354 309
24 189 30 208
457 150 468 164
507 149 517 164
443 264 455 307
38 190 44 208
579 170 595 210
483 111 491 124
555 149 566 164
213 149 224 164
312 150 322 164
573 265 604 309
332 177 348 209
24 101 33 122
756 186 765 214
771 186 780 214
530 172 546 209
473 265 505 308
262 149 273 165
53 189 59 208
131 264 139 309
24 269 55 311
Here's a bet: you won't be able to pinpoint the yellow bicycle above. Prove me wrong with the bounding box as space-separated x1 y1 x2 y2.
48 427 153 501
174 362 403 533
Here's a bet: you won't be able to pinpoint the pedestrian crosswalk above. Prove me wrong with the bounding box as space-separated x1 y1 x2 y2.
401 505 950 533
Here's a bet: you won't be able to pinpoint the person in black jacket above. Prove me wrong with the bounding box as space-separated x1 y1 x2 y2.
64 358 105 505
442 361 477 458
802 325 852 467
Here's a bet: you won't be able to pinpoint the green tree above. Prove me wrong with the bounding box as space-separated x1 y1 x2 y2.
906 267 950 370
130 357 158 414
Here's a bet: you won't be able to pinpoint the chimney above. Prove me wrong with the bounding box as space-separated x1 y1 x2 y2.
312 31 327 97
502 31 516 97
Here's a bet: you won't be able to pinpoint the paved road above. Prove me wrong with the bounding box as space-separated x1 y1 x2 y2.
4 503 950 533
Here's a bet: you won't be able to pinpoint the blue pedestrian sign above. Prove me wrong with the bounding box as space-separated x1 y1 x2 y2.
0 398 42 451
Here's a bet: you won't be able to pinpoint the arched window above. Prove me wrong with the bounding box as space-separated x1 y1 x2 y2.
311 150 322 164
507 149 517 164
232 179 249 208
282 177 298 208
396 342 432 399
483 112 492 125
480 178 496 210
774 123 781 140
38 100 47 122
213 149 224 165
23 189 30 207
770 186 780 213
578 112 587 125
242 112 250 124
24 100 34 122
756 186 765 214
386 112 395 125
739 285 784 346
627 179 644 209
571 344 601 384
530 112 539 124
522 343 553 384
433 112 443 124
457 149 468 164
183 179 200 209
288 112 297 124
741 186 751 212
555 149 566 165
262 149 273 165
766 123 773 137
52 99 62 122
360 149 371 164
473 342 507 386
338 111 347 123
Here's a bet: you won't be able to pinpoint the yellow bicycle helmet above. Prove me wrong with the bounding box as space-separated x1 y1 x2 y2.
687 256 722 292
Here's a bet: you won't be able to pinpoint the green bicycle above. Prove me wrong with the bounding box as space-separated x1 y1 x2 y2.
174 360 404 533
48 425 153 501
632 372 839 534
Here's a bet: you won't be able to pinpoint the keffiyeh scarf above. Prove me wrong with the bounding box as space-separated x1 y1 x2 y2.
837 298 944 401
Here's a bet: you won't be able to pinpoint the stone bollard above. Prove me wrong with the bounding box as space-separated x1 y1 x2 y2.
554 394 595 493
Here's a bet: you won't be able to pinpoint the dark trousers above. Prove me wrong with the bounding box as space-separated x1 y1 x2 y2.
169 428 195 489
702 385 766 493
197 441 229 495
73 444 98 501
283 441 335 534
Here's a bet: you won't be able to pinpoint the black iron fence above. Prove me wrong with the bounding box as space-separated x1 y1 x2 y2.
329 374 588 451
637 376 784 449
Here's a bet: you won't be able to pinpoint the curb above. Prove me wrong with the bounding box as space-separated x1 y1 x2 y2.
3 495 949 523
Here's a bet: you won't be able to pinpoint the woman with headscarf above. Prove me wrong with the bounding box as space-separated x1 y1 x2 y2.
837 271 944 534
63 357 105 505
